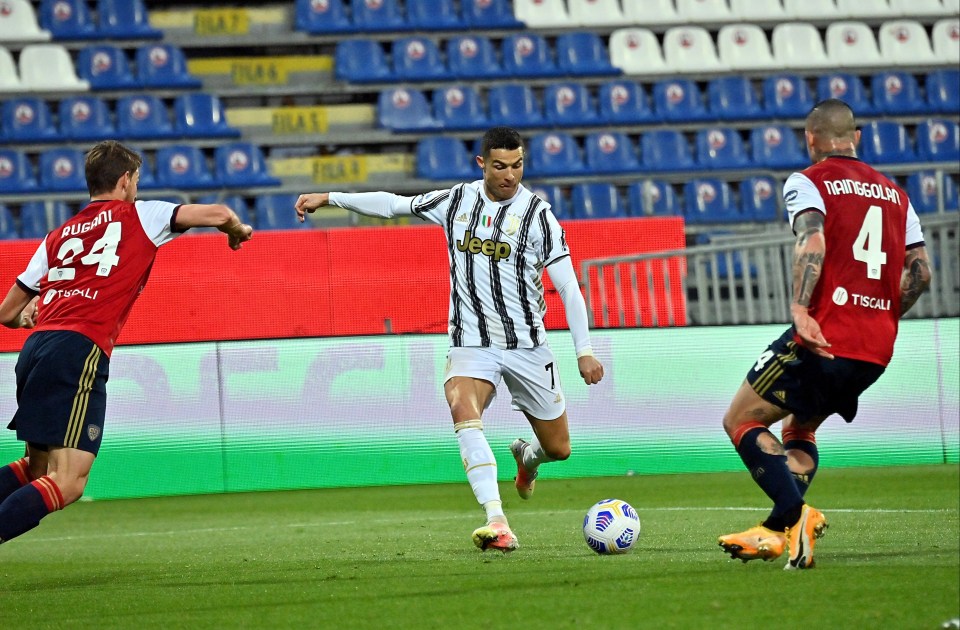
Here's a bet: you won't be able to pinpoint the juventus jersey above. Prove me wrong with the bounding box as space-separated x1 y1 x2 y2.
17 199 183 356
783 156 925 366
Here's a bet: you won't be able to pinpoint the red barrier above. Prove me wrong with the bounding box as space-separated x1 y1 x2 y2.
0 217 684 352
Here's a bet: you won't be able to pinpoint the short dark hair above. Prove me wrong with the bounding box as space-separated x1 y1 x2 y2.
806 99 856 139
85 140 142 196
481 126 523 158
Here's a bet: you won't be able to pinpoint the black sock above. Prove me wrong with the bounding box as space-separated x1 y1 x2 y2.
736 427 803 528
784 439 820 498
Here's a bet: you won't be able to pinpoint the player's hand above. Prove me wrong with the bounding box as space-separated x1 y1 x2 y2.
227 224 253 251
578 355 604 385
19 296 38 329
792 306 833 360
295 193 330 222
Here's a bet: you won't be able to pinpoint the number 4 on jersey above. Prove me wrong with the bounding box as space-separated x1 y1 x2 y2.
48 221 122 281
852 205 886 280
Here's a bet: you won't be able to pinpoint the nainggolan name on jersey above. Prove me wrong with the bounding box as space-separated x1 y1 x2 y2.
821 179 900 203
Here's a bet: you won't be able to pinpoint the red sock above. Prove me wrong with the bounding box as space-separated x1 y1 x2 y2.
0 458 33 502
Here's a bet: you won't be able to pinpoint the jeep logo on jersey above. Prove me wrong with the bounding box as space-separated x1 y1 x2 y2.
456 231 511 262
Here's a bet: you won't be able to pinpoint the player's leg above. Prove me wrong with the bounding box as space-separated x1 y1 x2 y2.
782 414 825 498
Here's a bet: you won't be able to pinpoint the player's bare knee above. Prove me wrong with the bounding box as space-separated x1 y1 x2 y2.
756 431 784 456
544 441 571 461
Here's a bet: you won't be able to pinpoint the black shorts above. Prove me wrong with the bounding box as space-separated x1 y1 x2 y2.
8 331 110 455
746 327 885 423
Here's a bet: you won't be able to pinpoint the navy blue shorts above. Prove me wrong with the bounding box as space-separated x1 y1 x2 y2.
746 327 885 423
8 331 110 455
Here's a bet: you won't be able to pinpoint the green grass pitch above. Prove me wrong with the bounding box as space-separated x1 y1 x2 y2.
1 465 957 629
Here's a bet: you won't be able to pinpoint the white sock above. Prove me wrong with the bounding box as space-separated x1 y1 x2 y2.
522 436 555 471
456 424 501 508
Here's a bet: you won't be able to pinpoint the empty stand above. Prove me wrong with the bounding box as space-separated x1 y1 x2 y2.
117 94 175 139
571 183 624 219
771 23 832 69
567 0 625 27
377 88 437 132
527 132 585 177
334 41 392 83
97 0 162 39
543 83 598 126
816 73 876 116
137 44 202 89
446 36 501 79
350 0 406 32
215 143 281 187
932 19 960 64
132 147 158 190
695 128 750 170
38 0 98 40
926 69 960 113
707 76 764 120
487 84 543 128
502 33 559 77
890 0 953 15
462 0 522 28
879 20 939 66
0 204 16 239
432 85 487 130
740 176 780 222
627 180 679 217
0 46 19 91
19 44 90 91
859 120 916 164
513 0 572 28
58 96 115 140
39 148 86 191
20 201 72 239
2 97 57 142
295 0 352 34
653 79 709 122
415 137 475 180
663 26 726 73
871 71 929 115
762 74 814 118
730 0 787 20
684 179 739 224
916 119 960 163
837 0 897 18
528 184 566 218
641 129 696 172
195 194 252 225
676 0 734 21
174 93 240 138
907 171 959 213
256 194 310 230
155 145 215 189
750 125 808 169
0 0 51 43
826 22 884 67
717 24 777 71
555 32 618 76
598 80 653 124
624 0 683 24
0 149 37 193
407 0 462 29
392 37 450 82
609 28 669 75
783 0 841 19
584 132 640 174
77 45 138 90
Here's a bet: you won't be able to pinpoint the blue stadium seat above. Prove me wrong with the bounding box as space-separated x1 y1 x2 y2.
295 0 352 33
695 128 750 170
0 204 17 240
926 69 960 114
132 147 159 190
76 45 139 90
39 148 86 192
527 132 585 177
117 95 175 139
598 80 652 125
859 121 916 164
20 201 72 239
215 143 280 188
351 0 406 32
555 32 619 76
750 125 807 170
640 129 696 172
627 180 680 217
544 83 599 126
707 77 764 120
334 41 392 83
871 71 928 115
916 119 960 163
1 97 57 142
38 0 97 39
377 88 438 132
256 194 310 230
391 37 450 81
462 0 522 28
173 93 240 138
97 0 162 39
432 85 487 131
502 33 560 77
740 176 780 222
155 145 215 189
906 171 959 214
584 132 640 174
652 79 709 122
407 0 462 29
571 183 624 219
816 73 875 116
446 36 501 79
683 179 740 224
136 44 202 89
415 137 475 180
58 96 115 140
195 194 252 225
0 149 36 193
528 184 567 219
762 74 814 118
487 84 543 128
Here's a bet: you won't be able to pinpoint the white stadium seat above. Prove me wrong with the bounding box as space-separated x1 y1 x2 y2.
624 0 683 24
0 0 51 43
932 18 960 64
18 44 90 91
568 0 625 27
663 26 727 72
942 0 959 13
0 46 22 91
826 21 884 67
888 0 951 15
609 27 670 75
772 22 832 69
783 0 841 19
718 24 777 70
675 0 734 21
836 0 896 19
730 0 787 20
879 20 939 65
513 0 573 27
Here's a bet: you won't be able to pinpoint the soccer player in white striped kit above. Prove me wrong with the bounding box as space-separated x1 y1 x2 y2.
295 127 604 552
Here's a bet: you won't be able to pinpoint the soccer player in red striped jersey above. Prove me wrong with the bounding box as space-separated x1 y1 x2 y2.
717 100 931 569
0 140 252 544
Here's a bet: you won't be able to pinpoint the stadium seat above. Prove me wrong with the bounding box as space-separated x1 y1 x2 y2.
446 36 501 80
77 45 138 90
173 93 240 138
415 137 475 180
730 0 787 20
717 24 777 71
627 180 680 217
932 19 960 64
38 0 97 40
20 201 72 239
906 171 959 213
528 184 566 219
39 148 86 191
663 26 726 72
624 0 682 23
462 0 522 28
859 121 916 164
676 0 734 21
879 20 938 66
653 79 709 122
826 22 884 67
640 129 696 172
334 41 392 84
762 74 814 118
58 96 114 140
407 0 462 29
527 132 585 177
195 194 252 225
502 33 559 77
609 28 669 75
683 179 739 224
695 128 750 170
487 84 543 128
926 69 960 114
133 147 158 190
295 0 352 33
598 80 653 124
750 125 808 170
117 94 175 139
136 44 202 89
783 0 841 19
391 38 450 82
707 76 764 120
584 132 640 175
156 145 214 189
1 97 57 142
816 73 876 116
916 119 960 163
555 32 618 76
256 194 310 230
377 88 438 132
771 22 832 69
740 176 780 222
432 85 487 131
0 204 16 239
214 143 280 188
351 0 406 32
889 0 953 15
513 0 572 27
837 0 896 17
871 71 928 115
0 0 51 43
0 46 20 92
98 0 162 38
568 0 625 26
544 83 599 126
571 183 624 219
18 44 89 91
0 149 37 193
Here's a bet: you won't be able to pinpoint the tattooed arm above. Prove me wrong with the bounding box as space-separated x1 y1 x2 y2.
790 210 833 359
899 246 932 317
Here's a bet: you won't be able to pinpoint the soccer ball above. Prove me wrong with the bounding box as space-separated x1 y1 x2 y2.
582 498 640 555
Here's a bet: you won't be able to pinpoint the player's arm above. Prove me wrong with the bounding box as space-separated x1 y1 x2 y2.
295 191 415 222
545 256 604 385
0 284 38 329
174 203 253 251
790 210 833 359
899 245 931 317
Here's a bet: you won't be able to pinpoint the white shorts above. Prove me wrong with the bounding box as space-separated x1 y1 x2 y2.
444 345 566 421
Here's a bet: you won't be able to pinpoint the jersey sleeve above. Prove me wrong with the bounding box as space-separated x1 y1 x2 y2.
905 201 925 247
16 238 49 293
410 188 454 226
539 207 570 266
783 173 825 230
135 200 181 247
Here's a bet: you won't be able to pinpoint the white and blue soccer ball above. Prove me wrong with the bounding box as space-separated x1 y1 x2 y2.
583 499 641 555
